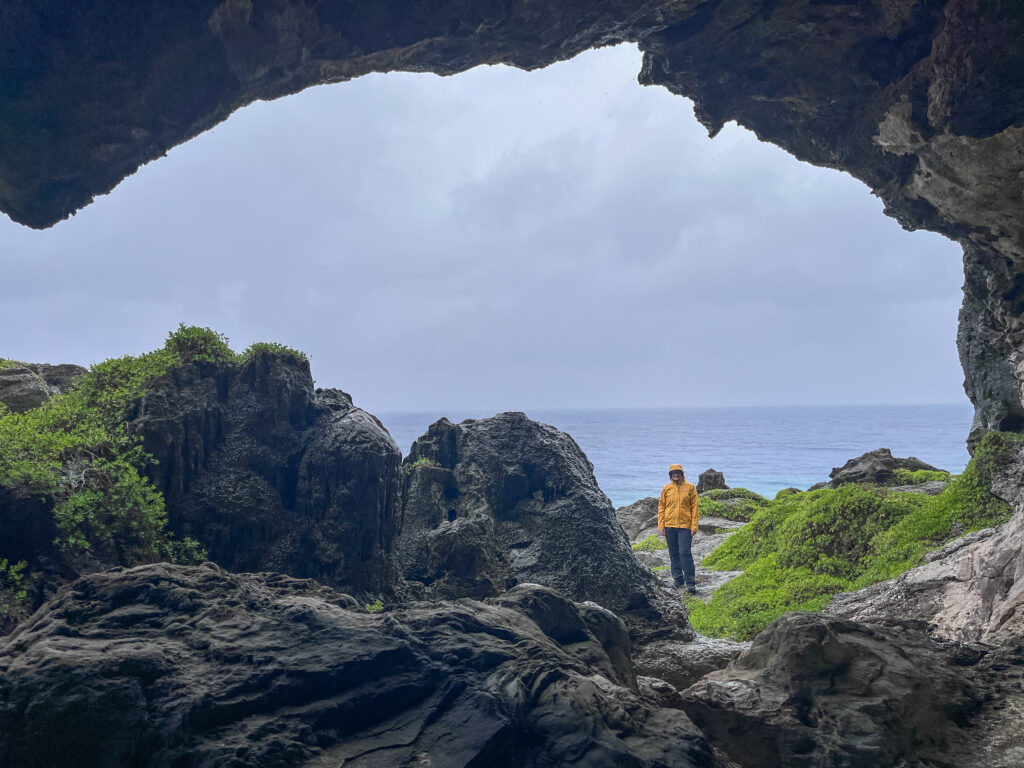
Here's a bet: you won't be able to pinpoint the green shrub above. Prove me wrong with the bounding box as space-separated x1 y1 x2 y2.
240 342 309 363
651 565 669 572
406 456 442 473
0 358 24 370
365 599 384 613
703 488 767 503
700 487 769 522
163 323 234 365
632 535 667 552
0 558 28 618
697 434 1016 640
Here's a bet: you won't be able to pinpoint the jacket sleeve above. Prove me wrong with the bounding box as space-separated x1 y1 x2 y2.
690 485 699 533
658 487 666 530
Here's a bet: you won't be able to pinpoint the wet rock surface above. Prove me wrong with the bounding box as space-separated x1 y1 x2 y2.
696 469 727 493
396 413 692 644
132 352 403 598
0 563 715 768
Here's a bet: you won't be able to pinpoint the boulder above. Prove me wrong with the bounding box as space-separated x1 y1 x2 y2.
682 613 1014 768
828 448 940 487
0 363 86 412
396 413 693 644
0 563 715 768
696 469 728 493
131 352 403 598
633 637 748 692
616 496 659 542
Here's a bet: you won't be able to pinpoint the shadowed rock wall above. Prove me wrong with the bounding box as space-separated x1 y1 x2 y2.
2 1 1023 444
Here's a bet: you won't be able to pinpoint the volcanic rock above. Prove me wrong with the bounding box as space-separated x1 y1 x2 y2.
131 351 403 598
0 563 715 768
696 469 727 493
0 362 86 412
396 413 692 644
682 612 1005 768
616 496 660 541
828 447 939 487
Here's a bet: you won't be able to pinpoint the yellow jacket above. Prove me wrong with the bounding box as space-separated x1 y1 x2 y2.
659 480 699 532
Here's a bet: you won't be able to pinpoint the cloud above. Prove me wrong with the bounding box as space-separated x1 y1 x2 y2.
0 44 964 412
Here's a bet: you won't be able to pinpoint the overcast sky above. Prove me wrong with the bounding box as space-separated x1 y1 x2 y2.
0 44 965 414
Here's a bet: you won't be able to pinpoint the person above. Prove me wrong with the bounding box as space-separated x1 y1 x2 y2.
658 463 699 594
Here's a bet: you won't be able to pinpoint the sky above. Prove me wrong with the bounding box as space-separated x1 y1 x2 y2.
0 44 966 414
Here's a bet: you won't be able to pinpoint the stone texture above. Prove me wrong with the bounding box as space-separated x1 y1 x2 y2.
0 362 86 412
616 496 659 541
131 351 404 598
828 447 939 486
696 468 727 493
682 612 1018 768
633 636 748 692
0 563 716 768
396 412 692 645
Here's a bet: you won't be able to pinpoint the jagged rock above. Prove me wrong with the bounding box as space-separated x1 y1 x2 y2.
0 563 715 768
396 413 692 644
132 352 403 598
682 613 1007 768
0 363 86 412
696 469 727 493
828 448 939 487
616 496 659 542
828 509 1024 644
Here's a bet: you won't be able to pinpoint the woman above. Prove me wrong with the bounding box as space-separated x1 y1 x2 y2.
658 463 699 594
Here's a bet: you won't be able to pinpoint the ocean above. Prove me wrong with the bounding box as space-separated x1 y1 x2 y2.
377 404 975 509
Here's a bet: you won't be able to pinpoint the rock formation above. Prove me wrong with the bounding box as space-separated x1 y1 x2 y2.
828 447 939 486
616 496 660 541
696 468 727 493
396 412 692 645
2 2 1024 452
682 612 1024 768
0 563 715 768
132 351 404 598
0 363 86 413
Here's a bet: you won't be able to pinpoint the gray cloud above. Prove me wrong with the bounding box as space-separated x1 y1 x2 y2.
0 44 964 413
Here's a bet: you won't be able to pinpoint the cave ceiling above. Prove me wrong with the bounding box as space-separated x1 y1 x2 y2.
2 0 1023 444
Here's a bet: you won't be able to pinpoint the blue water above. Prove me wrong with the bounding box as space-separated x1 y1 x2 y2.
378 405 975 508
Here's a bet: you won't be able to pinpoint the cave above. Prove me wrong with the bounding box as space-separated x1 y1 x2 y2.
2 0 1023 448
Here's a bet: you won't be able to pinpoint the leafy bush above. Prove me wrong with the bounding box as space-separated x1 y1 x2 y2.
700 487 769 522
240 342 309 363
696 434 1016 640
406 456 440 471
163 324 234 365
0 358 24 370
0 558 28 618
632 535 667 552
703 488 767 503
365 599 384 613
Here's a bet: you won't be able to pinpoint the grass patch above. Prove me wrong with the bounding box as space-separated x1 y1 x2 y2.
365 599 384 613
893 468 952 485
691 434 1018 640
651 565 669 572
632 535 668 552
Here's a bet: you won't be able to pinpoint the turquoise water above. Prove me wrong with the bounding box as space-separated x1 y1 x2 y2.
378 404 975 508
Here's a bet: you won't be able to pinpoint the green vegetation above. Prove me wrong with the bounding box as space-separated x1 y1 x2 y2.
365 599 384 613
406 456 440 471
0 358 24 370
893 468 952 485
632 535 668 552
700 487 769 522
0 325 312 614
651 565 669 572
689 434 1020 641
240 341 309 363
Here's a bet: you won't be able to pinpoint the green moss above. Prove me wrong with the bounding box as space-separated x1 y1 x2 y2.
700 487 769 522
632 535 668 552
696 434 1016 640
892 468 952 485
365 599 384 613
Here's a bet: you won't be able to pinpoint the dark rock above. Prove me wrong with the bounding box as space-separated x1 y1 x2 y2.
633 637 748 692
132 351 403 598
890 480 948 495
828 447 939 487
0 363 86 412
396 413 693 644
696 469 728 493
682 613 987 768
0 563 715 768
616 496 659 542
806 481 829 491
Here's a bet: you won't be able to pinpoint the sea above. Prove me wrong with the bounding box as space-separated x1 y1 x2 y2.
377 404 975 509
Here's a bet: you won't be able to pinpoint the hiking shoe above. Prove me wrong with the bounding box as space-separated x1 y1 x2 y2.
686 586 698 595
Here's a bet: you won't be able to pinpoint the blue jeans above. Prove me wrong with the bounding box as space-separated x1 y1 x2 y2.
665 527 695 588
